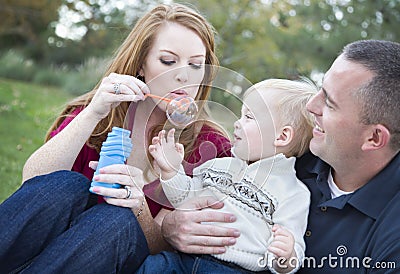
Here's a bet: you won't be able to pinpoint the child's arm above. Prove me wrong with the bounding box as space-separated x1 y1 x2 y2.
149 128 184 180
268 224 297 273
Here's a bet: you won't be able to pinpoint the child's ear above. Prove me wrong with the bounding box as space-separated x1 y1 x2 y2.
137 68 145 80
274 126 294 147
361 124 390 151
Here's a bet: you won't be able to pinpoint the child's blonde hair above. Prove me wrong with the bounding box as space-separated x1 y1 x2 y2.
246 78 318 157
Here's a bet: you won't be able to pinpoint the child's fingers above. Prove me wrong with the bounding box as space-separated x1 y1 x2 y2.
269 240 289 251
268 246 288 259
159 130 166 145
176 143 184 155
272 225 290 237
152 136 160 145
274 230 290 238
272 224 281 232
149 145 160 158
166 128 175 143
272 235 290 244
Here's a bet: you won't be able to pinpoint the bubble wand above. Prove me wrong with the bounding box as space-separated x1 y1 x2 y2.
144 93 172 102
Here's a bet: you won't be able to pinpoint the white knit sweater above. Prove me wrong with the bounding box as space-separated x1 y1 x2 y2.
161 153 310 272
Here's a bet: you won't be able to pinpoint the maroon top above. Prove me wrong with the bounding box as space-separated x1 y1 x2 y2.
50 106 232 217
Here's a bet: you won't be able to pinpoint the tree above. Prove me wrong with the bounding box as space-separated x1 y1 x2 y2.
0 0 62 58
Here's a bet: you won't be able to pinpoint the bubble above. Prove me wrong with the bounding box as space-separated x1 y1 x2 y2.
166 95 198 128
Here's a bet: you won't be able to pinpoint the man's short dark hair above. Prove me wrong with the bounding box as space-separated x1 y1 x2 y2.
343 40 400 151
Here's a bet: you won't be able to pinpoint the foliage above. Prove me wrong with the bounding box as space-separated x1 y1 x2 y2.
1 0 398 78
62 57 110 95
0 50 107 95
269 0 400 71
0 0 63 60
0 78 73 202
0 50 36 82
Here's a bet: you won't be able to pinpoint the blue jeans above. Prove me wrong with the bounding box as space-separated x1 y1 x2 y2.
136 252 254 274
0 170 149 274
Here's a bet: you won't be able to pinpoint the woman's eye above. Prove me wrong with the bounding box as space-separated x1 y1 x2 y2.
189 63 202 70
160 59 175 66
245 114 253 119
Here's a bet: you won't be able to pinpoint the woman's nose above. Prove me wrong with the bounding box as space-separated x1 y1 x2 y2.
175 66 188 83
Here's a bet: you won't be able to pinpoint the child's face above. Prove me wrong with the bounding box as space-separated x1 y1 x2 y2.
232 88 279 162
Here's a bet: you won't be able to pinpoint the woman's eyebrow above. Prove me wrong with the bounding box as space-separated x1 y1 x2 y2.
160 49 178 56
160 49 205 58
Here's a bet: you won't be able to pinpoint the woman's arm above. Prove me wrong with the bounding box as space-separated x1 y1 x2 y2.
23 73 147 182
23 107 102 182
137 207 174 254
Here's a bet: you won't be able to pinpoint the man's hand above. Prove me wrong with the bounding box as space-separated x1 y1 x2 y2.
161 196 241 254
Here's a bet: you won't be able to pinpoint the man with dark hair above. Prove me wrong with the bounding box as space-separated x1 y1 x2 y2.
294 39 400 273
162 40 400 273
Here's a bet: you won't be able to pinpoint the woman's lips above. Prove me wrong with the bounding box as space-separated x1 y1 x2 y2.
171 89 188 95
168 90 189 100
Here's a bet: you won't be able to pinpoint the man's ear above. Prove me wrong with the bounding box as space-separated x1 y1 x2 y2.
361 124 390 151
274 126 294 147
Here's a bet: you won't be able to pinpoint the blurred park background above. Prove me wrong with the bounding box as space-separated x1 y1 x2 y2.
0 0 399 202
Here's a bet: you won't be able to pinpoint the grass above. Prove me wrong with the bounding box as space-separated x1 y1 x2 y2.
0 78 72 203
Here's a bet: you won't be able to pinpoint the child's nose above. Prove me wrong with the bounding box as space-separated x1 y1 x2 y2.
234 120 240 129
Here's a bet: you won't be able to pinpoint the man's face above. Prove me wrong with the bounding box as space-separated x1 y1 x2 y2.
306 54 375 168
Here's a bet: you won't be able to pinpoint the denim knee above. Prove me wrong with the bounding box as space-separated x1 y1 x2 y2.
85 204 146 247
70 204 150 273
0 171 93 273
22 170 91 204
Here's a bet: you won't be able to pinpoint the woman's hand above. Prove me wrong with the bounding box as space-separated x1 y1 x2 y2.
87 73 150 120
89 161 145 213
161 196 241 254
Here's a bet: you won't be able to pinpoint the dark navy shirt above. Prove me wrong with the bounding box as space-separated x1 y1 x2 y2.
295 152 400 273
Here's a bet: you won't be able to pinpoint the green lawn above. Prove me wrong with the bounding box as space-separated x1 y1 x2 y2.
0 78 72 202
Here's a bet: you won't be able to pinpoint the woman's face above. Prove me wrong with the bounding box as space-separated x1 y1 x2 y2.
141 22 206 111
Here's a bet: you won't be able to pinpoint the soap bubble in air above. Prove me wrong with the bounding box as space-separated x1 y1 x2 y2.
166 95 198 128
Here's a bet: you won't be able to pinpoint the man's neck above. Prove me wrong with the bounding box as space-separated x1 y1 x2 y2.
331 151 396 192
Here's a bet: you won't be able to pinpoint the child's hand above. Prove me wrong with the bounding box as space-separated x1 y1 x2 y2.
268 224 297 272
149 129 184 180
